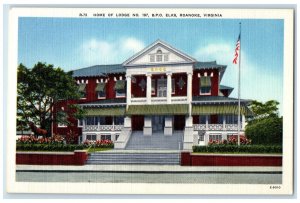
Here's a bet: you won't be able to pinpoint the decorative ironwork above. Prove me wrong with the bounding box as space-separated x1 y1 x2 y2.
139 79 146 91
83 125 123 132
194 124 239 131
225 124 238 131
177 77 186 90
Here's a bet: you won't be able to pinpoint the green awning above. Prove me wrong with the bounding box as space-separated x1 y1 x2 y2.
192 105 252 116
200 77 211 87
85 107 125 116
78 83 86 92
126 104 189 116
115 80 125 90
95 83 105 91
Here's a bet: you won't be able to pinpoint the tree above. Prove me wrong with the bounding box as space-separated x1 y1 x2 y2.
17 62 85 135
245 100 282 145
248 100 279 122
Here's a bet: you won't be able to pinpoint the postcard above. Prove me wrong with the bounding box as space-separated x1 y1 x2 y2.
5 7 294 195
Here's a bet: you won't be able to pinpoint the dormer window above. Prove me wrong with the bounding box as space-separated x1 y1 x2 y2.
156 50 163 62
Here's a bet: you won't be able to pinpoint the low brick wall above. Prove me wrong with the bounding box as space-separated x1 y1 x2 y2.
181 152 282 166
16 150 88 165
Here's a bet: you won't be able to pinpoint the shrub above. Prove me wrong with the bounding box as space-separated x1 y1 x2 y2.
16 143 86 151
192 145 282 154
83 139 114 148
245 116 282 145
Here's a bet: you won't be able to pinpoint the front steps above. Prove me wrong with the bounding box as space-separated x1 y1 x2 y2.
86 151 180 165
125 131 184 150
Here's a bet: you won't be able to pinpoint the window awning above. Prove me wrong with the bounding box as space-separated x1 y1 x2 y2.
115 80 125 90
192 105 252 116
84 107 125 116
78 83 86 92
200 77 211 87
126 104 189 116
95 83 105 91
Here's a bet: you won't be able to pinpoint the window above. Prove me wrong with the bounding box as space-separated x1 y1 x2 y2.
150 55 155 62
172 78 175 94
200 76 211 95
101 134 111 140
200 115 210 124
224 114 241 124
164 54 169 62
78 83 87 99
86 134 97 141
156 50 163 62
78 119 84 127
209 134 222 142
114 116 124 125
96 83 106 99
115 80 126 97
217 115 224 124
58 111 67 127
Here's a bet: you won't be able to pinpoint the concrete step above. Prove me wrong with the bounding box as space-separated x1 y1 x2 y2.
125 131 184 150
86 152 181 165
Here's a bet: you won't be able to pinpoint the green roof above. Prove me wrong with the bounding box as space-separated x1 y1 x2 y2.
194 61 226 70
73 64 125 77
80 99 126 107
192 105 253 116
126 104 189 116
192 96 251 104
84 107 125 116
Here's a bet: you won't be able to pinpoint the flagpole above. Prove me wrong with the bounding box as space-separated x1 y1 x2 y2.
237 22 241 146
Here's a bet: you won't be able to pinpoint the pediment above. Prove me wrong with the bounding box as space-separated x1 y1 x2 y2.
123 40 196 66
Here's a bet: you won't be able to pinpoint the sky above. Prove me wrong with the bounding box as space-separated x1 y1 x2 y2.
18 17 284 114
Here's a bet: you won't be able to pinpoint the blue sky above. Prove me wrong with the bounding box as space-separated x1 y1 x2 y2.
18 17 284 114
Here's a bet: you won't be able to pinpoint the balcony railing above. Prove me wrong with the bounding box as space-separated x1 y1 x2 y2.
83 125 123 132
131 96 188 105
193 124 241 131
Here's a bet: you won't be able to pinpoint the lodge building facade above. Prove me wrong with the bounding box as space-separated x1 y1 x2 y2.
53 40 251 150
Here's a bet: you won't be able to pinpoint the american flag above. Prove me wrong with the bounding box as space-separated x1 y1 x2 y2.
233 34 240 64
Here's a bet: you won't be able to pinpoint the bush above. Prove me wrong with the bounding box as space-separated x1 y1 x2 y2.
16 143 86 151
192 145 282 154
83 139 114 148
245 116 282 145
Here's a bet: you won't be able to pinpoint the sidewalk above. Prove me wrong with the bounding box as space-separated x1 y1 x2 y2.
16 164 282 173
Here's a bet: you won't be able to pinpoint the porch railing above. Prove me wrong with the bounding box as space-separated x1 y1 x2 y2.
83 125 123 132
193 124 240 131
131 96 188 105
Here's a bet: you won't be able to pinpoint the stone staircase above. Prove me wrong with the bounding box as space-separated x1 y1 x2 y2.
125 131 184 150
86 151 180 165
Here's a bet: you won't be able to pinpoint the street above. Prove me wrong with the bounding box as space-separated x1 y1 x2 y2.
16 171 282 184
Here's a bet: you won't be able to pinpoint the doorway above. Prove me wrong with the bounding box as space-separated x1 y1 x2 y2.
152 116 165 132
157 78 167 97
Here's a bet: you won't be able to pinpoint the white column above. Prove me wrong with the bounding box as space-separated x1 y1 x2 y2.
144 116 152 136
223 115 226 131
205 115 209 130
166 72 172 104
146 73 152 104
126 75 131 106
242 115 246 130
187 72 193 117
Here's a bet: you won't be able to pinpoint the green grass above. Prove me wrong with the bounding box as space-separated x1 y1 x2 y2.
192 152 282 155
87 147 113 153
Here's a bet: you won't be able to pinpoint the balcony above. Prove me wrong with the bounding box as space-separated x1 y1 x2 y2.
131 96 188 105
193 124 242 131
83 125 123 132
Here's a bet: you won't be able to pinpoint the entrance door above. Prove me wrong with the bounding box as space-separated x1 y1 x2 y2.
157 79 167 97
152 116 165 132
